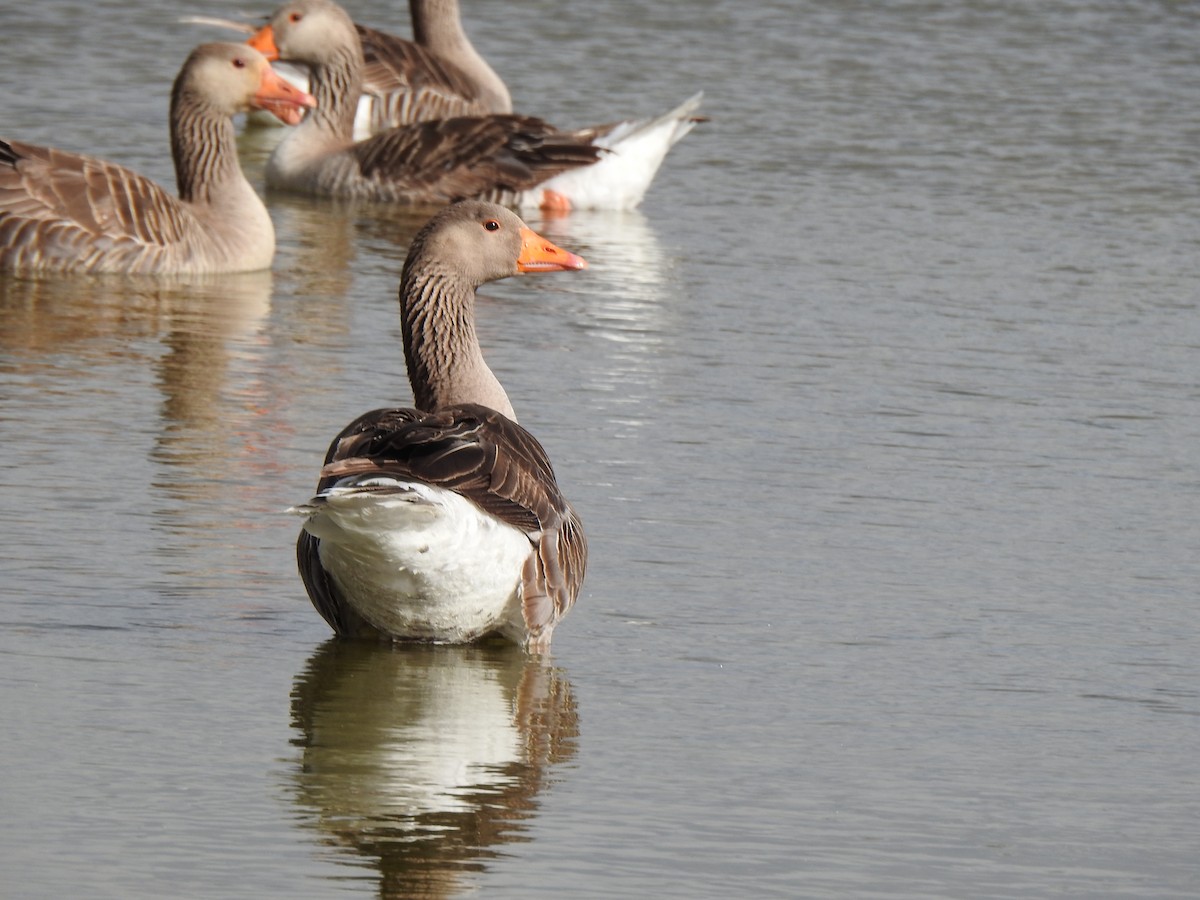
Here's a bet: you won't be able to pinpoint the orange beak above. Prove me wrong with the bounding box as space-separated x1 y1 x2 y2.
517 226 588 272
247 24 281 60
253 61 316 126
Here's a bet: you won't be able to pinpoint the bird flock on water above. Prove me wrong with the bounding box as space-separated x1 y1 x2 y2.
0 0 705 652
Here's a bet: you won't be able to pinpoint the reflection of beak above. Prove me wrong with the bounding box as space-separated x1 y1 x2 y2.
247 23 281 61
516 226 588 272
253 63 316 126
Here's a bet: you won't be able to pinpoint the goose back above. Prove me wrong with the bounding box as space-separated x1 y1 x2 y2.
296 113 603 203
357 10 510 131
251 0 703 209
1 138 199 274
299 404 587 646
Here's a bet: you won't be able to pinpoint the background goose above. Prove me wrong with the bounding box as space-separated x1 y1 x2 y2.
0 43 315 275
250 0 703 210
188 0 509 137
292 200 588 652
361 0 512 127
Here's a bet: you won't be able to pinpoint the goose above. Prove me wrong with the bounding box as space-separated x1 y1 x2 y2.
291 200 588 652
248 0 703 211
186 0 510 137
0 43 315 275
361 0 512 126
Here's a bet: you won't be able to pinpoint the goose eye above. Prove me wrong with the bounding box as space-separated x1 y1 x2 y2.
289 11 303 22
232 57 247 69
483 220 500 232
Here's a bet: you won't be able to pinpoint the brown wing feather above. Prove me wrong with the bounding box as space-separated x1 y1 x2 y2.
301 403 587 640
347 116 602 203
357 24 494 127
0 138 193 272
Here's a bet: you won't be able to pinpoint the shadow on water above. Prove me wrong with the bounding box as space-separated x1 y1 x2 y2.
288 640 579 899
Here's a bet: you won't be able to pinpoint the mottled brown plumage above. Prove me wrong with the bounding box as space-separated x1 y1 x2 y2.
299 404 587 645
357 25 493 128
250 0 607 206
293 201 588 651
341 113 601 203
187 0 508 135
356 0 512 130
0 43 314 274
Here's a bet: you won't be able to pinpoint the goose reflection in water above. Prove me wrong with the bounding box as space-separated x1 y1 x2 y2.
151 271 275 485
529 209 679 380
289 640 578 899
0 270 277 500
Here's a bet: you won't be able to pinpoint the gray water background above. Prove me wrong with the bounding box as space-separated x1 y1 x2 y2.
1 0 1198 896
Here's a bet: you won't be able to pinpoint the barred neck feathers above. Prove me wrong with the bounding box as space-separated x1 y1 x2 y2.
170 79 243 205
305 43 365 140
400 266 515 421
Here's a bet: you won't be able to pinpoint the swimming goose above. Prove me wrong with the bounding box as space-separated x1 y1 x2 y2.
249 0 703 210
187 0 509 136
361 0 512 127
0 43 315 275
292 201 588 652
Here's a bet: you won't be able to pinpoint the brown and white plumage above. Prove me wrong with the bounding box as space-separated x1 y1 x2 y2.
249 0 703 210
292 201 588 652
277 106 602 205
189 0 509 135
358 0 512 130
0 43 315 275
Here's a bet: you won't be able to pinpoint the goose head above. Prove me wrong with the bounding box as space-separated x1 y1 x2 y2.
398 201 587 420
175 41 315 124
405 201 589 289
248 0 359 67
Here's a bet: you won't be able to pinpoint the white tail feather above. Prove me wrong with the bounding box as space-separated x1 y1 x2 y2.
519 92 705 211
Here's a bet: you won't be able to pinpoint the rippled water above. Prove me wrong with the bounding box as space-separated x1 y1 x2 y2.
3 0 1199 897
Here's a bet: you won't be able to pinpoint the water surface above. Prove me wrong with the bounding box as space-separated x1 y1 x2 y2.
2 0 1199 896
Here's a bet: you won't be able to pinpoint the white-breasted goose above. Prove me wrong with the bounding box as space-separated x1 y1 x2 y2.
187 0 510 136
293 200 588 652
249 0 703 211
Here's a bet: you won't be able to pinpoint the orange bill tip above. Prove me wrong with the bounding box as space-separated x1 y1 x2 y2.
254 63 316 126
247 24 280 60
517 226 588 273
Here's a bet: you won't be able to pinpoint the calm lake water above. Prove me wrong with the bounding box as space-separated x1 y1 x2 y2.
3 0 1199 896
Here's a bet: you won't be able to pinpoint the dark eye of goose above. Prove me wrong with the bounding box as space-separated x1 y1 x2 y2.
232 57 247 69
483 220 500 232
290 11 303 22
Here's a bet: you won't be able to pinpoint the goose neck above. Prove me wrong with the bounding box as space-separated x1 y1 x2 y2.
400 269 515 420
410 0 512 113
304 43 364 139
169 92 242 205
410 0 467 50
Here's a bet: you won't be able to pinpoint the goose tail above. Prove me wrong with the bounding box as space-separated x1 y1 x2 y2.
520 92 706 212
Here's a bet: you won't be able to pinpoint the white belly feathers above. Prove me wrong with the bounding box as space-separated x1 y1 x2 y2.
298 478 533 641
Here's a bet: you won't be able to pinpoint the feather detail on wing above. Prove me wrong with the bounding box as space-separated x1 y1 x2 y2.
357 24 495 127
309 403 587 637
0 138 193 270
347 115 603 202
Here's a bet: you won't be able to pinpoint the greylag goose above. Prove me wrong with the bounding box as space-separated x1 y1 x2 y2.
187 0 509 137
361 0 512 126
0 43 315 275
292 201 588 652
249 0 703 211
